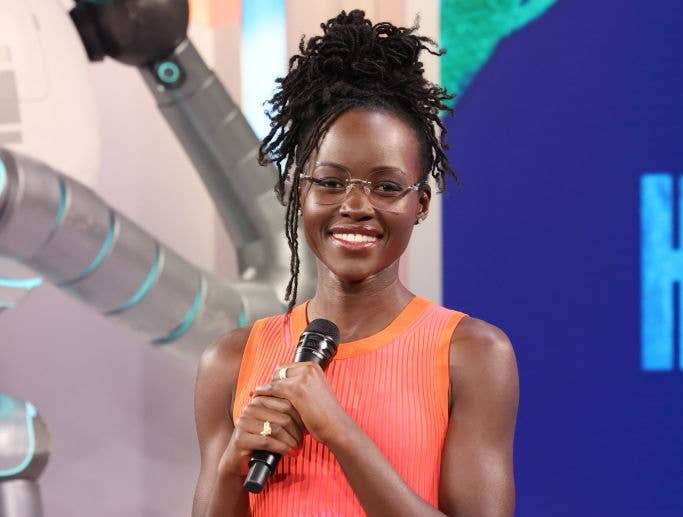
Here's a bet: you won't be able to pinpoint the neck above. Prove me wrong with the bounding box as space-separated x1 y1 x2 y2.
307 261 416 343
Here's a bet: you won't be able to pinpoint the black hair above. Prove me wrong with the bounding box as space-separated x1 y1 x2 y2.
258 9 456 311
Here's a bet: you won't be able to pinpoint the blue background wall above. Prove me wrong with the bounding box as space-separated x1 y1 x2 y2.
442 1 683 514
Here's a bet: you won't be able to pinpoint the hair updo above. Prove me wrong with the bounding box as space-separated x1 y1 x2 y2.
258 9 456 311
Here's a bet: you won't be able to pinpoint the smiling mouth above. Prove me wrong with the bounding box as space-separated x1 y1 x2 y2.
329 232 381 248
331 232 379 243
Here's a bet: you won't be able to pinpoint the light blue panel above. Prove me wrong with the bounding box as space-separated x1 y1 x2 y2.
679 175 683 371
241 0 287 140
641 174 683 370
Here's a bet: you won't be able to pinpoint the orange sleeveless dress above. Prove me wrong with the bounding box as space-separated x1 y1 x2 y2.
232 296 467 516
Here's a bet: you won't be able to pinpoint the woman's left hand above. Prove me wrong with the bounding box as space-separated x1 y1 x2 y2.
253 362 350 445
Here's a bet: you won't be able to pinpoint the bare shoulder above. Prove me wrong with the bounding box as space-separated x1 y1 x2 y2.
448 316 519 408
198 324 253 374
451 316 515 359
195 325 254 429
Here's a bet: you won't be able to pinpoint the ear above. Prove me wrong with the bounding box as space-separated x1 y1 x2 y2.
416 184 431 223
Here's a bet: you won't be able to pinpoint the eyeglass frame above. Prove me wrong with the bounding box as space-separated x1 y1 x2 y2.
299 166 428 211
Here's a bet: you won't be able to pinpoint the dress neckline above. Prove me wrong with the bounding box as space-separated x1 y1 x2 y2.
290 295 431 359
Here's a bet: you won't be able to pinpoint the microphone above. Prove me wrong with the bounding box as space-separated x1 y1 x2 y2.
243 318 340 493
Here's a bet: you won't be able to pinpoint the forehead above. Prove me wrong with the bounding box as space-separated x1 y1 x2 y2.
313 109 422 180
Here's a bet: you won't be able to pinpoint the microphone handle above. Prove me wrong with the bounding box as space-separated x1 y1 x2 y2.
242 348 333 493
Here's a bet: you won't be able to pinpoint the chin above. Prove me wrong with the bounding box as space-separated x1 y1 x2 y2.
326 262 390 285
311 238 402 285
336 272 374 284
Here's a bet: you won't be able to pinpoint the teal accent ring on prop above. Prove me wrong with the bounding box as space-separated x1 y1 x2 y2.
0 158 7 198
0 277 43 289
0 399 37 478
238 306 249 328
106 244 162 315
156 61 182 85
54 177 67 230
60 210 117 286
152 277 206 345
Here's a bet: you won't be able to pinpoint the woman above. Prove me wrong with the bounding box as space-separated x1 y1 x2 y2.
192 10 518 517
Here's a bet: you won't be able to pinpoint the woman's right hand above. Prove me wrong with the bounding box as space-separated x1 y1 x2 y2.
218 394 306 478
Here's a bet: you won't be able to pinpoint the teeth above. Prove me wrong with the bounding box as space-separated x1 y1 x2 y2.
332 233 378 243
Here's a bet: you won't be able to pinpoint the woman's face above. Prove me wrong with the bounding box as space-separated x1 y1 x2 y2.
299 108 431 284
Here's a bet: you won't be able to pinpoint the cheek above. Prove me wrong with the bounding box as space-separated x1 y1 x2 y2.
387 217 416 249
301 221 317 252
300 205 330 247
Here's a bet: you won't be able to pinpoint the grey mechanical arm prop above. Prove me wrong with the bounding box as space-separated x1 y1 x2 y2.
0 394 49 517
0 1 315 515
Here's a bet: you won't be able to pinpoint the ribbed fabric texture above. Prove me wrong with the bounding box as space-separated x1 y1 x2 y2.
233 296 467 517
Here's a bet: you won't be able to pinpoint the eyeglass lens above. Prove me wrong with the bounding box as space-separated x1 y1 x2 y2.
304 167 418 213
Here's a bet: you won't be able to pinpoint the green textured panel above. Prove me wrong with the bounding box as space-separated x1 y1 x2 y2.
440 0 558 106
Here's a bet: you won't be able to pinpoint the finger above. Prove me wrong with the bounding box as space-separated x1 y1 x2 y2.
241 404 303 445
250 395 305 431
241 405 303 444
271 362 318 382
233 425 294 457
238 415 299 451
253 380 295 402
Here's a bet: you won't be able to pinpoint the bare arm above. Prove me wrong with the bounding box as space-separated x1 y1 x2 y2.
191 326 251 517
192 326 306 517
439 317 519 517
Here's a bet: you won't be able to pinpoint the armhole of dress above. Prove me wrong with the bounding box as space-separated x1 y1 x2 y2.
232 319 265 423
437 311 468 420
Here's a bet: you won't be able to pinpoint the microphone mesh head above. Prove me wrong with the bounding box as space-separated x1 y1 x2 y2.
306 318 340 344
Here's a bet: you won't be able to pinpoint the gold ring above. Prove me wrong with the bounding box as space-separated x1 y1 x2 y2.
278 367 288 381
259 421 272 437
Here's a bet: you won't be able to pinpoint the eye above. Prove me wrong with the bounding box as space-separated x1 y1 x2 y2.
372 181 404 195
316 177 346 189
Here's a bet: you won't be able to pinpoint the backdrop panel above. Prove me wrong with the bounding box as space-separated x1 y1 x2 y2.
442 1 683 515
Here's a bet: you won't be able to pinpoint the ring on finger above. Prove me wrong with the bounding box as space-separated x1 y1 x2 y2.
278 366 288 381
260 421 272 437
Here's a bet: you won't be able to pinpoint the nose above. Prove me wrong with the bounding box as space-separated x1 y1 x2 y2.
339 183 374 219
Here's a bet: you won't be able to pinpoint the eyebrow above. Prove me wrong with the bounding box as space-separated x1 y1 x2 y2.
314 161 407 175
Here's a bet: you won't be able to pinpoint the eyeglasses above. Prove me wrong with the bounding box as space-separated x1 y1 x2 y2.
300 165 426 214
